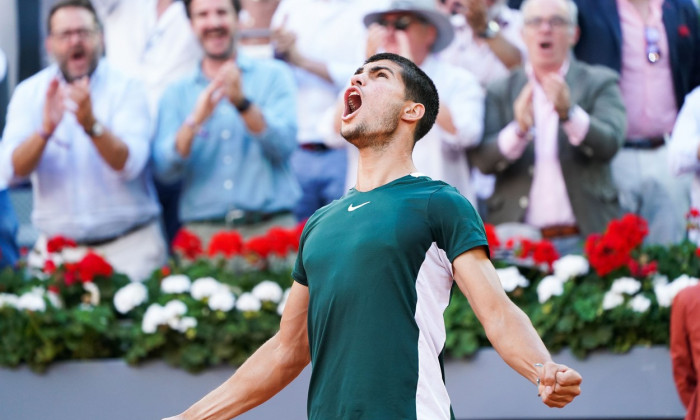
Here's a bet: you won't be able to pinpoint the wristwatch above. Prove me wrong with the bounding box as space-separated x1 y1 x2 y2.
478 20 501 39
235 97 252 113
88 120 105 137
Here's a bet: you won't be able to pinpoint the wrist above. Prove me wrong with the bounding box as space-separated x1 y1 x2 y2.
477 20 501 39
184 115 202 133
38 128 52 142
234 97 252 113
559 106 572 122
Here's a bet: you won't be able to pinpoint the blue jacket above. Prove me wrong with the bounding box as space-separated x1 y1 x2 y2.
573 0 700 109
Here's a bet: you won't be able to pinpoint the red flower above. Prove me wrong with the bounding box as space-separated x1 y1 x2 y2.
160 266 172 277
207 230 244 257
628 259 658 277
77 252 113 283
63 263 79 287
43 260 57 274
484 223 501 254
46 236 77 253
532 240 559 271
679 24 690 38
19 247 28 256
172 228 203 259
584 214 648 276
687 207 700 219
695 247 700 259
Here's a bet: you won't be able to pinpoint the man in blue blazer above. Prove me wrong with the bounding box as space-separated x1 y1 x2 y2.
572 0 700 245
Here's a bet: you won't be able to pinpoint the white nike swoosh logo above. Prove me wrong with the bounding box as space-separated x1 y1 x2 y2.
347 201 371 212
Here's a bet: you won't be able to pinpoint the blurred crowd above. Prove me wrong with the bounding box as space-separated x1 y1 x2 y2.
0 0 699 280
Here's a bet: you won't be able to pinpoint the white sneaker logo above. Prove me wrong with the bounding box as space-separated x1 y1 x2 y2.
347 201 371 212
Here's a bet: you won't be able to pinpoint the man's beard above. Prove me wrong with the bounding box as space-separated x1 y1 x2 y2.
341 105 401 150
58 49 99 83
203 28 235 60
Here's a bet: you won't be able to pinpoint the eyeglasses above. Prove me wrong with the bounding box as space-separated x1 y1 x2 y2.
524 16 571 29
645 26 661 63
51 28 97 42
378 15 425 31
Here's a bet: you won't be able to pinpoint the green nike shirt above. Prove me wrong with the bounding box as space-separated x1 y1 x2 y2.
293 173 488 420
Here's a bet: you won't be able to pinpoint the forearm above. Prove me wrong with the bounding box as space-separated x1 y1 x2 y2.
90 129 129 171
484 34 522 69
180 333 309 420
175 122 199 158
239 105 267 135
484 302 552 385
11 132 48 177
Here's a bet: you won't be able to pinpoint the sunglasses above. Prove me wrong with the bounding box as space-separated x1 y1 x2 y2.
378 15 425 31
645 26 661 64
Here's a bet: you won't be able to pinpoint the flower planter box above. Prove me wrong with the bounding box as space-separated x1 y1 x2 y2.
0 346 683 420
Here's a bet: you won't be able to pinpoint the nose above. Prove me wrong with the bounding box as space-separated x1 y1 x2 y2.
350 72 365 86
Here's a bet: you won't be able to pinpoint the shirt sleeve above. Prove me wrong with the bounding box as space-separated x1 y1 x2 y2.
669 89 700 176
498 121 531 160
427 186 489 262
670 288 697 408
562 105 591 146
438 68 485 150
109 77 152 181
151 82 189 184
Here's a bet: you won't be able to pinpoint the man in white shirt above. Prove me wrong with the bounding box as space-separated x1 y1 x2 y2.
669 86 700 244
360 0 484 202
270 0 383 220
1 0 165 281
439 0 526 87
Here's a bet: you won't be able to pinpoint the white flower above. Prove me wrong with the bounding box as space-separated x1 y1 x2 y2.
252 280 284 302
114 282 148 314
0 293 19 309
277 288 291 316
496 266 529 292
610 277 642 295
536 275 565 304
236 293 262 312
172 316 197 333
553 255 589 281
208 289 236 312
629 294 651 313
82 282 101 306
17 293 47 312
655 274 699 307
190 277 222 300
163 300 188 318
46 290 63 309
602 291 624 310
61 247 87 264
142 304 168 333
161 274 191 294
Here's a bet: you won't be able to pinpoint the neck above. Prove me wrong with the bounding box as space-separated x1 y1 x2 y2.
202 52 235 79
353 134 416 192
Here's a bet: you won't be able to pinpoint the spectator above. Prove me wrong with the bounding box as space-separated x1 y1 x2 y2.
439 0 526 87
468 0 626 255
237 0 280 59
573 0 700 245
1 0 166 281
669 86 700 243
359 0 484 202
93 0 202 248
270 0 380 221
671 282 700 420
0 47 19 269
152 0 299 243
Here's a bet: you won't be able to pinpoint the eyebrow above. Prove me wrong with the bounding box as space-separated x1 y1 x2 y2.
353 65 396 76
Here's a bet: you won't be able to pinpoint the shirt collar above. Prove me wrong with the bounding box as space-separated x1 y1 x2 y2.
526 58 570 84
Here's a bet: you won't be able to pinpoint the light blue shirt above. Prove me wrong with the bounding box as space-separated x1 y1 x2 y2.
1 60 160 242
152 54 300 222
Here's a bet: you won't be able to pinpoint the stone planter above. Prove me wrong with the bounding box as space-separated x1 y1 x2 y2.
0 346 684 420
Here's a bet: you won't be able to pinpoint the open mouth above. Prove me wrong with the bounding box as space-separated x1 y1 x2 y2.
342 87 362 120
70 48 87 62
539 41 553 50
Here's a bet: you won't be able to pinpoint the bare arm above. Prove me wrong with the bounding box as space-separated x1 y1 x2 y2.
482 33 522 70
164 282 311 420
272 27 333 83
452 247 582 407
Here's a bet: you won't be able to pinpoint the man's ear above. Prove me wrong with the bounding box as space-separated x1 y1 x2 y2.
401 102 425 123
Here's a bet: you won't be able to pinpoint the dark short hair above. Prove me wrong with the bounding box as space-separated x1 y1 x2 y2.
183 0 242 18
47 0 101 34
364 53 439 143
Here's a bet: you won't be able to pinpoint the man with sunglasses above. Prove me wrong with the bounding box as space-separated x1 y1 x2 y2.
359 0 484 204
572 0 700 245
469 0 626 255
0 0 166 280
